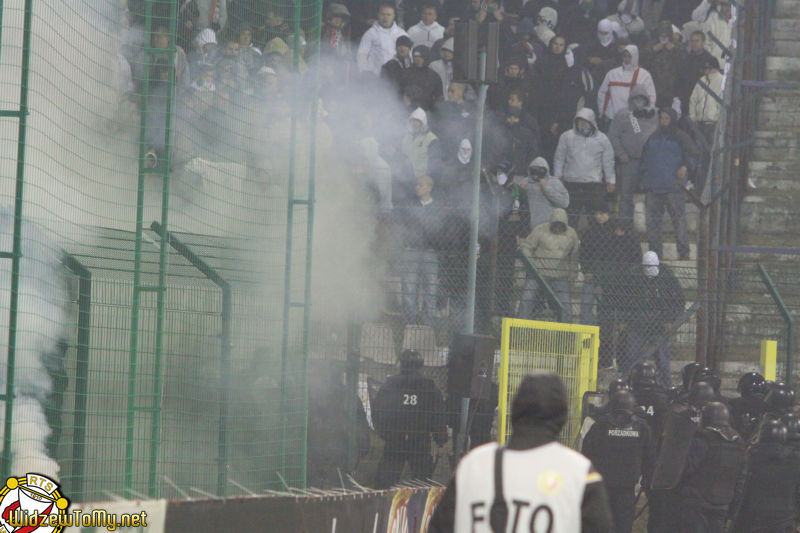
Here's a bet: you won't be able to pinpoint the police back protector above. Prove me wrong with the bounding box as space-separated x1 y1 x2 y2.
651 409 698 490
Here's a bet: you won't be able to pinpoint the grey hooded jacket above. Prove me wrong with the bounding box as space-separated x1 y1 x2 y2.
526 157 570 228
553 108 616 185
608 84 659 160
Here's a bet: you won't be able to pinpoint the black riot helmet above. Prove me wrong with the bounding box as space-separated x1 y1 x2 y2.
610 389 637 415
629 362 657 389
688 381 716 409
692 366 721 392
764 381 796 413
738 372 766 399
682 362 704 390
701 401 731 429
782 413 800 442
758 419 788 444
609 379 632 395
398 349 424 372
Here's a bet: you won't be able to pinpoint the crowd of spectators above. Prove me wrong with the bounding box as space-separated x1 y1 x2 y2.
117 0 731 337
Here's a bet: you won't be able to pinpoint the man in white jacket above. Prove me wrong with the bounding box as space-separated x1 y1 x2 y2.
553 108 616 228
597 44 656 127
407 4 445 48
357 4 409 76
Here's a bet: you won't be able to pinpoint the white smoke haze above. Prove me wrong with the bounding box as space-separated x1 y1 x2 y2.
0 0 401 492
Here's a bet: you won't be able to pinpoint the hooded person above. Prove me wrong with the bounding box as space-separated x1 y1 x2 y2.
597 44 656 125
320 3 352 61
401 107 443 180
607 84 658 220
619 250 685 386
526 157 570 228
533 7 558 52
585 19 621 84
552 108 616 228
490 107 541 181
400 45 444 111
606 0 647 43
357 3 409 76
428 37 454 100
429 373 614 533
639 107 698 259
515 208 580 320
559 0 602 48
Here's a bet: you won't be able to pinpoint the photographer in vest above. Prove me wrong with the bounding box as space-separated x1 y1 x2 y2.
429 373 613 532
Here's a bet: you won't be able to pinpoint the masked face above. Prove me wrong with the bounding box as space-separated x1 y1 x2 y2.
496 172 508 185
631 95 648 111
576 120 593 137
457 141 472 164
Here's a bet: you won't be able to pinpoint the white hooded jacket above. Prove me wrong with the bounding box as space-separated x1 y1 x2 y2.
407 20 445 48
597 44 656 120
357 22 409 75
553 108 616 185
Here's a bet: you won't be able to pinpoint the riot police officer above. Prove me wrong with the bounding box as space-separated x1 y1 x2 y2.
373 349 448 488
728 372 766 442
648 381 716 533
733 419 800 533
629 362 668 440
678 402 747 533
582 389 654 533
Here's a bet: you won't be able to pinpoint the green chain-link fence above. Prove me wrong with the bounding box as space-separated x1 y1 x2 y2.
1 0 796 505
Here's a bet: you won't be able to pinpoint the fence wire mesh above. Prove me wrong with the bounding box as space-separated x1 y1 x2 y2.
0 0 794 505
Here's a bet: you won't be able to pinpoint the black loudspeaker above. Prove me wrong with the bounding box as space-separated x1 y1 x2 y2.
448 334 496 400
453 20 479 82
482 22 500 83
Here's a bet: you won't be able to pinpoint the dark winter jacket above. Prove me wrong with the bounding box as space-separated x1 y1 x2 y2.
734 442 800 532
640 110 699 193
675 48 716 114
396 198 446 250
401 65 444 111
380 55 412 96
640 40 682 108
582 411 654 488
627 264 685 329
492 121 541 176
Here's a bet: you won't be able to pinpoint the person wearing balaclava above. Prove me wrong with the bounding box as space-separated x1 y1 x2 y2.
639 107 698 260
400 45 444 111
618 251 684 386
526 157 569 228
515 208 580 320
429 373 614 533
597 44 656 126
640 20 682 108
586 19 622 85
605 0 647 44
532 7 558 54
607 84 658 220
552 107 615 230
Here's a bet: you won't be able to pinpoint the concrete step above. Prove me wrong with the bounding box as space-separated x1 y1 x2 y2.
773 40 800 57
739 193 800 233
747 160 800 192
766 56 800 82
775 0 800 17
771 18 800 40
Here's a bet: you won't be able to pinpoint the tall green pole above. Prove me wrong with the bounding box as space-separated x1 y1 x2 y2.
1 0 34 479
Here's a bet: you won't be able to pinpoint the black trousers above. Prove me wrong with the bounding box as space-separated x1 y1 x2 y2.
678 504 726 533
648 490 680 533
607 486 636 533
374 435 432 489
